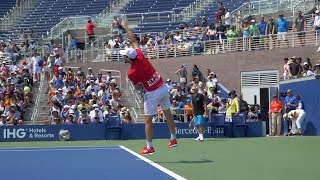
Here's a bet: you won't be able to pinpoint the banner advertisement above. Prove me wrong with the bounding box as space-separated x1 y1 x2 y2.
0 122 265 142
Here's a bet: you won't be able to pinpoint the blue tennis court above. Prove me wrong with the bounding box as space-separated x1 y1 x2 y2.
0 146 185 180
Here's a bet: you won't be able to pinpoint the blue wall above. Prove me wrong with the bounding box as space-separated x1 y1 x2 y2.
0 122 265 142
280 78 320 135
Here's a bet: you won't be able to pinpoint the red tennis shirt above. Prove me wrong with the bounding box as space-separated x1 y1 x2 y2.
127 49 163 92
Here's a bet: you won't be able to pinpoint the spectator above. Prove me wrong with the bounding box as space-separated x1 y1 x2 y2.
277 14 289 47
250 20 259 50
302 62 314 77
282 58 290 80
314 63 320 79
175 64 188 84
110 90 123 110
89 106 104 123
269 95 283 136
227 25 238 50
112 16 120 35
292 11 307 46
69 37 77 50
240 20 250 51
248 104 262 121
258 17 267 36
313 10 320 32
215 8 224 23
224 9 231 28
120 107 132 124
238 95 249 113
201 16 208 28
216 20 227 53
226 90 239 122
86 20 98 45
288 57 300 79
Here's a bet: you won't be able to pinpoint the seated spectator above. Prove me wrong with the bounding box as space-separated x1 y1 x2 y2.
65 112 78 125
315 63 320 79
0 114 7 126
120 107 132 124
89 105 104 124
78 108 90 124
248 104 262 121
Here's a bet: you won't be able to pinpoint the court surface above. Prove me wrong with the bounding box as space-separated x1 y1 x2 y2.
1 137 320 180
0 146 185 180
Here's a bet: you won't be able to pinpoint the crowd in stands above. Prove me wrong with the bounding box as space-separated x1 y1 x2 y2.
103 2 317 59
0 54 34 126
282 56 320 80
47 66 133 125
154 64 263 123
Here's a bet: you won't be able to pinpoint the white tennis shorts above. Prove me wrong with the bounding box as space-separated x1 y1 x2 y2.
144 84 171 116
277 32 287 40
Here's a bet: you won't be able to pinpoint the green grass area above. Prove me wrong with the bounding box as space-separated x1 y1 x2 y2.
1 137 320 180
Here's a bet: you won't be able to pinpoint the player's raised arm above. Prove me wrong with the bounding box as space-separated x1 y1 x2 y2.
120 21 140 50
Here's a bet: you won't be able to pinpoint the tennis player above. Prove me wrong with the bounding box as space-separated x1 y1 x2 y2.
191 86 207 141
119 21 177 155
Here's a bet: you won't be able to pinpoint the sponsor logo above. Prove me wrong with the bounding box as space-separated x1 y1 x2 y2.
175 127 224 135
3 128 54 139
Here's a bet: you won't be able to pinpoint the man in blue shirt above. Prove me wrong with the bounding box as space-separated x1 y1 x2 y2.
258 17 267 36
277 14 289 47
284 89 298 134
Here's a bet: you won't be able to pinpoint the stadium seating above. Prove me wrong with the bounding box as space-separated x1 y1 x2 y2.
132 0 250 33
0 0 16 19
3 0 109 39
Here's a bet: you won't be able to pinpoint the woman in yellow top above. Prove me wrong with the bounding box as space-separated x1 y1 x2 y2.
226 90 240 121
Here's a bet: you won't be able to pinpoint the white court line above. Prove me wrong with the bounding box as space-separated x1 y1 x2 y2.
0 146 118 150
0 147 121 152
119 146 187 180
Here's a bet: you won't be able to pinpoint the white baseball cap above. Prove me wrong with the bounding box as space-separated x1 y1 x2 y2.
316 10 320 14
119 48 138 59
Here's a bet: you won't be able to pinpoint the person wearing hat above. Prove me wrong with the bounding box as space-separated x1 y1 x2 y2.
120 107 132 124
86 79 99 93
250 19 260 49
65 113 78 125
175 64 188 84
89 106 104 124
78 108 90 124
31 51 42 83
314 63 320 79
0 114 8 126
313 10 320 32
277 14 289 47
119 20 178 155
226 90 240 122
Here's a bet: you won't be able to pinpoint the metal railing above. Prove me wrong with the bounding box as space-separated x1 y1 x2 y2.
173 0 213 21
230 0 315 25
31 75 45 125
1 0 36 31
126 77 143 111
69 29 320 62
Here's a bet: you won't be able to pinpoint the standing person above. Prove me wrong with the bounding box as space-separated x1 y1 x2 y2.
175 64 188 84
86 20 98 46
258 17 267 49
119 20 177 155
269 95 283 136
283 89 298 134
226 90 240 122
31 52 42 83
191 86 207 141
267 18 276 49
277 14 289 47
313 10 320 32
292 11 307 46
249 20 260 50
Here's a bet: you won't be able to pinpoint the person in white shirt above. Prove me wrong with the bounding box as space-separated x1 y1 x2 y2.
314 10 320 31
54 54 62 67
170 84 179 97
97 83 110 98
89 107 104 123
31 52 42 82
62 81 71 94
224 9 231 28
0 114 8 126
86 80 99 93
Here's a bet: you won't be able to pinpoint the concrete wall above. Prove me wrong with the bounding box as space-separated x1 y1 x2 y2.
67 46 319 93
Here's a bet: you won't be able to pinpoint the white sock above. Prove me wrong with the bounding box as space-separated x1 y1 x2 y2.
199 134 203 138
147 141 153 149
170 134 176 140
